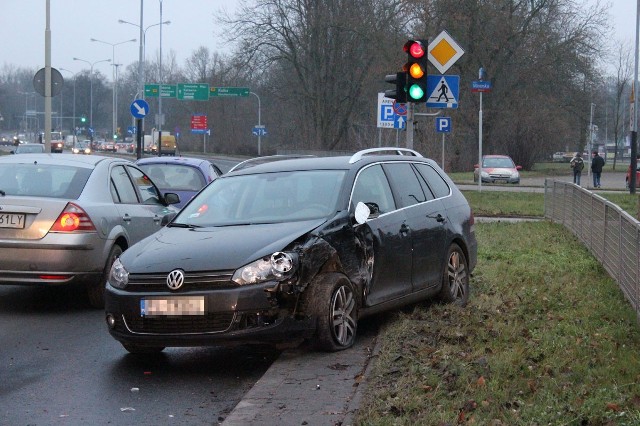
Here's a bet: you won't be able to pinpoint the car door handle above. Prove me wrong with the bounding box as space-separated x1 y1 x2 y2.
122 214 132 223
427 213 446 223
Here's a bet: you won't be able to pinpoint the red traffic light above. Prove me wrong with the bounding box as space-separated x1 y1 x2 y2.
404 40 426 59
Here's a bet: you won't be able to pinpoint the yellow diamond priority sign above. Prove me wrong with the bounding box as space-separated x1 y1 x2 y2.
428 30 465 74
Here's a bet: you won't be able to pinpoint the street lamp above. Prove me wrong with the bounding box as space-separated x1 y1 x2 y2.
59 68 78 145
90 38 136 141
73 57 111 139
118 19 171 97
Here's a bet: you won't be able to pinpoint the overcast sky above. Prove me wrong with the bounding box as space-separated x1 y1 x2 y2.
0 1 636 80
0 0 241 78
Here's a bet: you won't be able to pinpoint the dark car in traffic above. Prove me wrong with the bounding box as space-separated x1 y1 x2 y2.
105 148 477 354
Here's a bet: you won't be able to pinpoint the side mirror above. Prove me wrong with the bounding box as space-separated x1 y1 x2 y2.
516 165 523 170
161 212 177 226
163 192 181 205
474 164 479 168
354 202 370 225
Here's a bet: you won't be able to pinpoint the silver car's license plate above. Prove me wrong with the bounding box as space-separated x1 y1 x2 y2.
0 213 25 229
140 296 205 317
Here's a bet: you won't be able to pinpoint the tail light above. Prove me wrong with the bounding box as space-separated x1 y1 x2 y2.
50 203 97 232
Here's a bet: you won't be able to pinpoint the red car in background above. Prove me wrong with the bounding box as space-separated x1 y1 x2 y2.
626 163 640 189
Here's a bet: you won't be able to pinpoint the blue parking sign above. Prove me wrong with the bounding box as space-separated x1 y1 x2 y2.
436 117 452 133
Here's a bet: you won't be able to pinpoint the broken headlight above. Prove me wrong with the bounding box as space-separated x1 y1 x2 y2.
232 251 297 285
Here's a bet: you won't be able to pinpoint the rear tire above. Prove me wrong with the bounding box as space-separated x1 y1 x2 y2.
438 243 469 306
303 274 358 351
87 244 123 309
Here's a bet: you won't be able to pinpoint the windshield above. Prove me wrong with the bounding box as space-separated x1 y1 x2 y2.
174 169 346 226
483 157 515 168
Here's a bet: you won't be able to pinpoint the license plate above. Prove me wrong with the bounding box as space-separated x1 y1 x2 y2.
0 213 25 229
140 296 205 317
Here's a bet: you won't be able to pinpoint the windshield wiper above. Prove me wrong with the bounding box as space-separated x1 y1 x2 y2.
167 222 202 229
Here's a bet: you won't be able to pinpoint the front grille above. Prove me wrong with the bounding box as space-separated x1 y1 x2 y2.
126 271 236 292
123 312 235 334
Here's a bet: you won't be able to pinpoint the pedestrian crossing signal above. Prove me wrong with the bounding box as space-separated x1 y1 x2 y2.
404 39 428 103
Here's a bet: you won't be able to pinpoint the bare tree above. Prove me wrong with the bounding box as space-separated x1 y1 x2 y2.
218 0 408 151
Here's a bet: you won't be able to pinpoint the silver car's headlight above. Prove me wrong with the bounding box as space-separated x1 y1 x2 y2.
109 258 129 289
480 171 489 178
232 252 297 285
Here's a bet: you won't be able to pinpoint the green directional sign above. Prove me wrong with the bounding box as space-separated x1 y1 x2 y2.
177 83 210 101
144 84 177 98
210 87 250 97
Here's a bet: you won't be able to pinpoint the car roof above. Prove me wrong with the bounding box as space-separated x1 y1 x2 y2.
135 156 209 167
227 148 427 175
483 154 512 158
0 153 129 168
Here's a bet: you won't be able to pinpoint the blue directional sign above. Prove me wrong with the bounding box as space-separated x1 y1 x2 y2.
471 80 492 92
426 75 460 109
127 126 137 135
130 99 150 119
436 117 452 133
252 126 267 136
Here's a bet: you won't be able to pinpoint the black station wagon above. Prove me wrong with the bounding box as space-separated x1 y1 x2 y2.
105 148 477 354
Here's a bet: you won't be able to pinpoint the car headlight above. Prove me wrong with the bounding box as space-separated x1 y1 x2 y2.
109 258 129 289
232 252 297 285
511 171 520 178
480 171 489 178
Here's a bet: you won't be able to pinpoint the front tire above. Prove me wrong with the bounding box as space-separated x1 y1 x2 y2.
303 274 358 351
438 243 469 306
87 244 123 309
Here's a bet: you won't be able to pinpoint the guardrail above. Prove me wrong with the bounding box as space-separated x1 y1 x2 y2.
544 179 640 314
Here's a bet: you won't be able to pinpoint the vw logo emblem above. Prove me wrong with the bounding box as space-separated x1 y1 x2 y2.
166 269 185 290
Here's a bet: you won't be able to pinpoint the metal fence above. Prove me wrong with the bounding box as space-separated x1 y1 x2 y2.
544 179 640 314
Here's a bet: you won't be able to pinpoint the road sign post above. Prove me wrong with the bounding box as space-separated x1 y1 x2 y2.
436 117 452 170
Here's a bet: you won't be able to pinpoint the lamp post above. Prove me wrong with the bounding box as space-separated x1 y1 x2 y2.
158 0 164 156
59 68 77 145
118 16 170 157
250 92 262 155
90 38 136 141
73 57 111 141
117 18 171 98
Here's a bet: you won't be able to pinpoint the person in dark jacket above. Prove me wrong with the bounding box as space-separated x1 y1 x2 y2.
569 152 584 185
591 150 605 188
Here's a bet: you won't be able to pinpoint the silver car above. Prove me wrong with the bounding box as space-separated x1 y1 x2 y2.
0 154 179 307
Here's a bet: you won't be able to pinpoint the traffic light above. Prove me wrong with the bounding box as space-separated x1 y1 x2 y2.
404 39 428 103
384 72 407 103
80 116 86 123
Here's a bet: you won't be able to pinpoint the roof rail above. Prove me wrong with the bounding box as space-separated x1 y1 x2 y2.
349 147 423 164
228 154 317 173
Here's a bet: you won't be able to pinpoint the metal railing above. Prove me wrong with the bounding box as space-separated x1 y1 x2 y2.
544 179 640 314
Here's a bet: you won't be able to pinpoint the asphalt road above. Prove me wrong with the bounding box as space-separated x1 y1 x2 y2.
0 284 281 425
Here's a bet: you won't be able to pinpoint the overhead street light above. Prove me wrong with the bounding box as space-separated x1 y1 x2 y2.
90 38 136 141
118 19 171 97
73 57 111 139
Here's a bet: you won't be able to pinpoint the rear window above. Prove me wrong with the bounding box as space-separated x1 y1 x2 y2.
139 164 205 191
0 163 91 199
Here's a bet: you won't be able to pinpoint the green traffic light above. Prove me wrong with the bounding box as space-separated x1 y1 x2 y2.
408 84 424 100
81 117 86 123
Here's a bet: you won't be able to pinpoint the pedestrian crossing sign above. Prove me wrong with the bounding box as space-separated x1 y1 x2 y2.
426 75 460 109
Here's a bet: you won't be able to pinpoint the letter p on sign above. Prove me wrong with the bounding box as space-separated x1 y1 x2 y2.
436 117 451 133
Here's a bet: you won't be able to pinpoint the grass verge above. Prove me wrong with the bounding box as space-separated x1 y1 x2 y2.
461 191 544 217
355 221 640 425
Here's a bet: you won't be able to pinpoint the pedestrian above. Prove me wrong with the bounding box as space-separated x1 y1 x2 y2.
569 152 584 185
591 150 605 188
